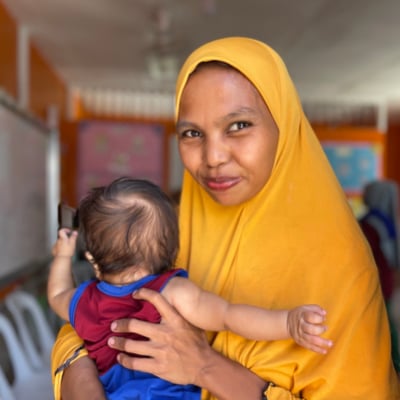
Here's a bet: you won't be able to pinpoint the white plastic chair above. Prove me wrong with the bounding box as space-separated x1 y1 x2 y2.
0 367 16 400
4 290 55 369
0 313 53 400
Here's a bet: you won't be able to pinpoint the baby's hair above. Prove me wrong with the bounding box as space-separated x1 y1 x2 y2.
78 177 179 276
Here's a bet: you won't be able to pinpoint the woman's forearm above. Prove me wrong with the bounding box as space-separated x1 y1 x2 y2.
194 346 267 400
61 357 106 400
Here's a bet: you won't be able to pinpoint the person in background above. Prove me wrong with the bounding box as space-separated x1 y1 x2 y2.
51 37 400 399
48 177 332 399
360 179 399 271
359 178 400 374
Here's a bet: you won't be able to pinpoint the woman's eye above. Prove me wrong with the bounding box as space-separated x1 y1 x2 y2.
181 129 201 138
229 121 250 131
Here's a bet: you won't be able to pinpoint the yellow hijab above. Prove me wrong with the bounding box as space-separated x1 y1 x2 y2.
175 37 399 399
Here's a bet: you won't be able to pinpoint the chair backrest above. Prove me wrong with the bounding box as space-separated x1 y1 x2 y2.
0 313 35 384
0 312 54 400
4 290 55 369
0 366 16 400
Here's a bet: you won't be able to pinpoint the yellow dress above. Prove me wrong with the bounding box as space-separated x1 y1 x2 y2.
175 37 400 399
51 37 399 399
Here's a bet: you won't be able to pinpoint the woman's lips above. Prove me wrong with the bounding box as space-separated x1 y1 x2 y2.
203 177 241 191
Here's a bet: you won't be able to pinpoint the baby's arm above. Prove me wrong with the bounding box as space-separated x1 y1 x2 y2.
164 277 333 354
47 228 78 321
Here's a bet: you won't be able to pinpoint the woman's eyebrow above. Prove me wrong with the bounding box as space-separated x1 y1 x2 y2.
224 107 256 119
218 107 257 125
176 120 197 130
176 107 256 130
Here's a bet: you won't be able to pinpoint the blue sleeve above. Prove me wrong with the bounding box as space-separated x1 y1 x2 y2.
69 279 96 327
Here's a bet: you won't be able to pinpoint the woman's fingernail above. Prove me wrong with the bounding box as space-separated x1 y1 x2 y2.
111 322 117 331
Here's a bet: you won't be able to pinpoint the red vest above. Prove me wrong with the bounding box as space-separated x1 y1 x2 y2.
71 269 186 374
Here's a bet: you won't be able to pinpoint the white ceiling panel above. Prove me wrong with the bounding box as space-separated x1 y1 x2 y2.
2 0 400 102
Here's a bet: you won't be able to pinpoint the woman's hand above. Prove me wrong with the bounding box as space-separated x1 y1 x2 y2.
108 287 211 386
108 288 268 399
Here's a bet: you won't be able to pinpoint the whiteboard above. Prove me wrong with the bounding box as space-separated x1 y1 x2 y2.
0 98 50 280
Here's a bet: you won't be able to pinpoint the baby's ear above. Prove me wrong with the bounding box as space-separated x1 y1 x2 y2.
93 265 102 280
85 251 102 278
85 251 95 264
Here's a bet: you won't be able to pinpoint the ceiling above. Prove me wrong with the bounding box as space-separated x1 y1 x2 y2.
2 0 400 105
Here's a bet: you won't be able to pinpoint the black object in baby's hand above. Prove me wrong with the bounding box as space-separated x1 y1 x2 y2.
58 203 79 231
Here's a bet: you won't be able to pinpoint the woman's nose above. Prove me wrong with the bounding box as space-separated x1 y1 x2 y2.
203 137 229 168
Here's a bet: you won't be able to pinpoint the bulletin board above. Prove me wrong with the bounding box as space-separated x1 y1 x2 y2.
322 141 383 196
0 97 49 281
77 120 166 202
314 125 385 217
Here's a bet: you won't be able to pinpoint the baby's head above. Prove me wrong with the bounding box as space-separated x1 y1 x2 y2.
78 177 179 278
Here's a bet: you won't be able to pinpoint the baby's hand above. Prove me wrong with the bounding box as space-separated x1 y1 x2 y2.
287 304 333 354
52 228 78 258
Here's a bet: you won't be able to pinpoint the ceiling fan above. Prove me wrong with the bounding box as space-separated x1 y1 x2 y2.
145 6 181 82
144 0 216 82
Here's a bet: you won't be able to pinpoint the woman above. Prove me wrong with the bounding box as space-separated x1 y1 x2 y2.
52 37 399 399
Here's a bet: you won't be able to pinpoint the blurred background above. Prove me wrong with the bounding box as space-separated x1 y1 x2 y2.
0 0 400 395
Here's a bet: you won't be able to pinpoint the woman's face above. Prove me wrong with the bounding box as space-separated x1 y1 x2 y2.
176 64 279 206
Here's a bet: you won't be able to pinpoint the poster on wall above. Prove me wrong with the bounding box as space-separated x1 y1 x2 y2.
321 140 383 215
77 120 165 202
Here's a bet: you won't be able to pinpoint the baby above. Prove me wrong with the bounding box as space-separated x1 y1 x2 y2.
47 177 332 399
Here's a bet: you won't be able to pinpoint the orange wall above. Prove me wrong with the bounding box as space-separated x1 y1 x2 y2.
30 44 67 121
386 128 400 185
59 120 79 206
387 107 400 187
313 124 386 142
0 2 67 121
0 2 17 99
